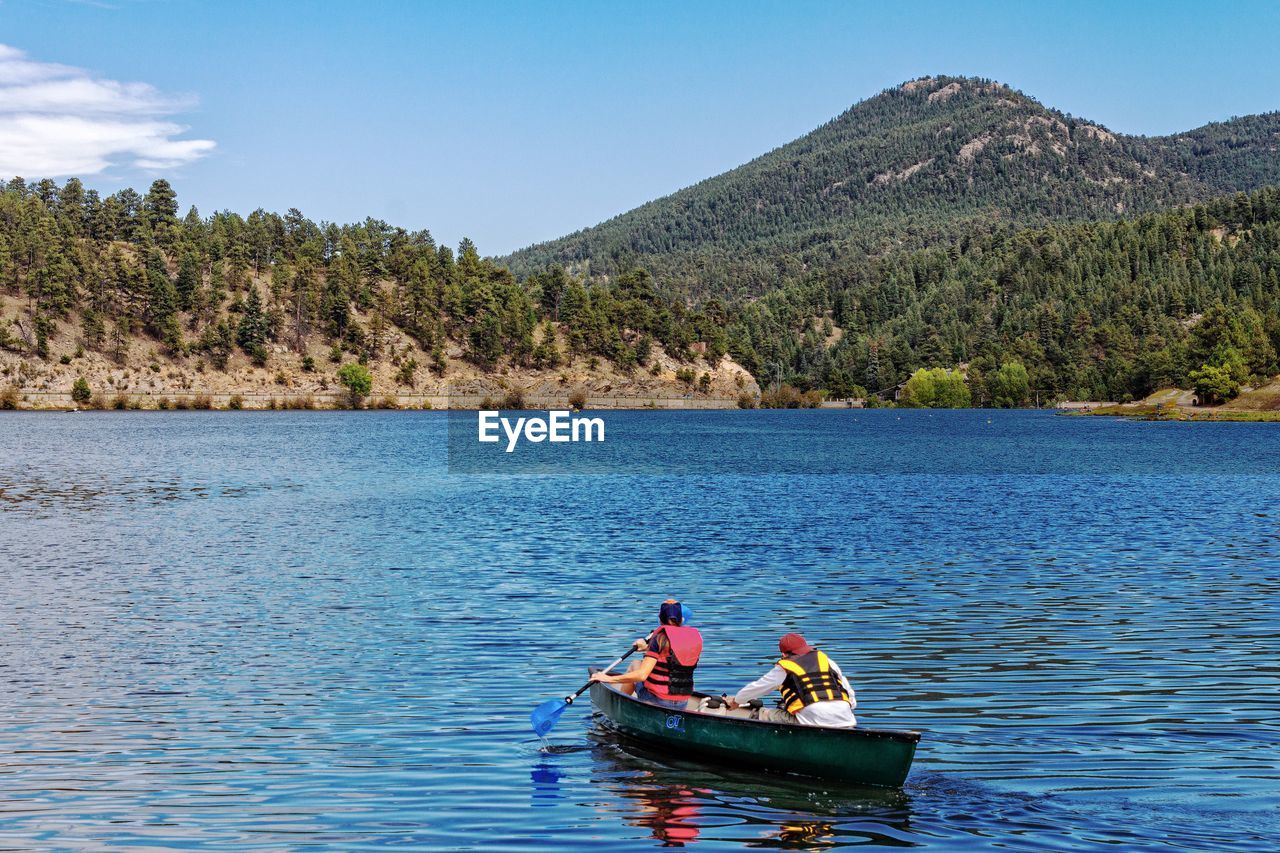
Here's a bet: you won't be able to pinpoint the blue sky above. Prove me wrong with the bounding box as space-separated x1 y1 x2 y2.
1 0 1278 254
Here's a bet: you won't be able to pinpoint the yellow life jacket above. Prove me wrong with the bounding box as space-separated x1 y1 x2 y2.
777 650 849 714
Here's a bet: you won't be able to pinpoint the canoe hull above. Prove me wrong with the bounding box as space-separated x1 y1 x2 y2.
589 682 919 788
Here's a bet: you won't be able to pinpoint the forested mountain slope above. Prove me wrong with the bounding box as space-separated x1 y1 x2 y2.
728 186 1280 404
0 179 748 406
506 76 1280 300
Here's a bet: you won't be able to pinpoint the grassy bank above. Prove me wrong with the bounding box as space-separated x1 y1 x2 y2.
1071 404 1280 422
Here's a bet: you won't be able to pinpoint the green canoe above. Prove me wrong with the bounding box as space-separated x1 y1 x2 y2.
588 675 920 788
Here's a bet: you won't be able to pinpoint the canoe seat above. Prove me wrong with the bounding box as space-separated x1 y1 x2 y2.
690 695 790 723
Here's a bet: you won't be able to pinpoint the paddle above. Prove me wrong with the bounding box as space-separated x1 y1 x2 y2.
529 641 645 737
530 605 694 737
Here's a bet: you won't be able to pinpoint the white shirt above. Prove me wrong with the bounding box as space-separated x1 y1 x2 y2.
734 659 857 728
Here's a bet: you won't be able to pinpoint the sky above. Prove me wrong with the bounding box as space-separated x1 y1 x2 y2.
1 0 1278 254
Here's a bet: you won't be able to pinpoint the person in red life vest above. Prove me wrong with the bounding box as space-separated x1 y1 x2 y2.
725 633 856 727
589 599 702 710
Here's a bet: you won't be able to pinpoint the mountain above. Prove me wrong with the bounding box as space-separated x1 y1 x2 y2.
505 76 1280 300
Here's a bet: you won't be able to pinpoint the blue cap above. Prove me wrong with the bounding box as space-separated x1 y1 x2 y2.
659 600 683 625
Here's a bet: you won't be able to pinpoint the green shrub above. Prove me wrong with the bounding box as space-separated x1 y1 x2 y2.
759 385 823 409
395 358 418 387
71 376 92 404
988 362 1030 408
282 395 315 410
337 362 373 407
1190 363 1240 405
568 389 588 410
898 368 971 408
0 386 18 410
227 394 244 410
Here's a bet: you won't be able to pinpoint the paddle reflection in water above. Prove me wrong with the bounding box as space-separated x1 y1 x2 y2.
530 760 566 808
585 727 915 848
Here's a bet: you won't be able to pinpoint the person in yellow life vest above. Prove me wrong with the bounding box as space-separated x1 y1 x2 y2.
726 633 856 727
590 599 702 711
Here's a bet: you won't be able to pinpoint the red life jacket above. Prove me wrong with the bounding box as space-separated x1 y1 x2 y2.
643 625 702 700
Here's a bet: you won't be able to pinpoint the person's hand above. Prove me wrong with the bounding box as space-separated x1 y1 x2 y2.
590 671 613 683
724 696 739 710
633 638 648 651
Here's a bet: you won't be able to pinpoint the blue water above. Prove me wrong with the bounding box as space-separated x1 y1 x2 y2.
1 410 1278 850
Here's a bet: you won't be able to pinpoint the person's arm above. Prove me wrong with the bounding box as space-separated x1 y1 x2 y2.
591 633 662 684
590 655 656 684
729 665 786 707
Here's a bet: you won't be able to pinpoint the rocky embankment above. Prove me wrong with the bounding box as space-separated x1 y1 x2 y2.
0 304 758 411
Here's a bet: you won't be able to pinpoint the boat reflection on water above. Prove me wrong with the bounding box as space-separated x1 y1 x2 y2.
586 725 914 848
618 781 705 846
772 820 838 849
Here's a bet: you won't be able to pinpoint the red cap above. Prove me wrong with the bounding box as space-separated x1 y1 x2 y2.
779 633 813 656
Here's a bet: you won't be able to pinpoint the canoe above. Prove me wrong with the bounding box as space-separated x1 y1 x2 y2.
588 674 920 788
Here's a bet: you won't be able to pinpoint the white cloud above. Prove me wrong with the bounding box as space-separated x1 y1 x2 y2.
0 44 215 178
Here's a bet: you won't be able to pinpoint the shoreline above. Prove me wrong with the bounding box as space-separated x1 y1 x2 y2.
1067 404 1280 423
0 388 745 411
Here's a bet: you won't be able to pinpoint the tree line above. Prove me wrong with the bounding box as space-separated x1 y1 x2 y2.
729 186 1280 405
0 178 726 382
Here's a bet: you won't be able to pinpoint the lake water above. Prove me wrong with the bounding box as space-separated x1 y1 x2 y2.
1 410 1277 850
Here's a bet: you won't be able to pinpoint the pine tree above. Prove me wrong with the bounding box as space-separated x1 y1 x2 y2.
143 179 179 232
865 341 881 391
175 252 201 311
237 286 268 364
144 248 179 347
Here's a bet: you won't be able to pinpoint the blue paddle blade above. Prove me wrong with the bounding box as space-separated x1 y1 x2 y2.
680 604 694 625
530 699 568 737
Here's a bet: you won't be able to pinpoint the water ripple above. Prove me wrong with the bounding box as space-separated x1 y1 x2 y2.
1 410 1278 850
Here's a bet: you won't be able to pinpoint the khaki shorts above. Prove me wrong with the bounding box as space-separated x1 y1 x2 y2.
759 707 799 724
